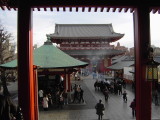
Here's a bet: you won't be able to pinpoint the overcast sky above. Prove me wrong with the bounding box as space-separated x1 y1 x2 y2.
0 8 160 49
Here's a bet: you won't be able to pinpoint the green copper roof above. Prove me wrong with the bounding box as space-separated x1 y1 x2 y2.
0 60 17 68
0 40 88 69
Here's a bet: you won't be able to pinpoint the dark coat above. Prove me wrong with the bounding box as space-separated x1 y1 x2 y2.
95 103 105 115
130 101 136 110
0 95 17 120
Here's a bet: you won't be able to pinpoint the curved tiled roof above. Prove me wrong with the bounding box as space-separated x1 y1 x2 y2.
107 61 134 70
0 40 88 68
49 24 124 42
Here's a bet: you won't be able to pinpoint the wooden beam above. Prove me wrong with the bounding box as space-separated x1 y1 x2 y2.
82 7 85 12
13 7 17 11
27 0 160 8
118 8 123 12
76 7 78 12
18 3 37 120
130 8 134 13
37 7 40 11
152 9 158 14
44 7 47 11
57 7 59 11
63 7 66 11
88 7 91 12
112 8 116 12
100 7 104 12
94 7 98 12
50 7 53 11
69 7 72 12
1 6 5 10
106 7 110 12
134 6 152 120
124 8 129 12
6 6 11 10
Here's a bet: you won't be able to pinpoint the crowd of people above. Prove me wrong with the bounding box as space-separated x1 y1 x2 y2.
94 77 127 101
93 76 136 119
38 83 85 111
71 84 84 103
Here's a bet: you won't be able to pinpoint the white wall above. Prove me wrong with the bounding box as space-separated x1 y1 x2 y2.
123 67 134 80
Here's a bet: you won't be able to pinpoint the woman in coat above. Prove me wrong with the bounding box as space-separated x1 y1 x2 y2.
95 99 105 120
42 94 49 111
130 99 136 118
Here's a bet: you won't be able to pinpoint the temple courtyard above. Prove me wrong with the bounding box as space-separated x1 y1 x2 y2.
8 75 160 120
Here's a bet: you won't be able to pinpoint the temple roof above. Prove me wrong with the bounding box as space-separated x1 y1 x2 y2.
107 61 134 70
49 24 124 43
112 55 134 64
61 49 125 56
0 39 88 69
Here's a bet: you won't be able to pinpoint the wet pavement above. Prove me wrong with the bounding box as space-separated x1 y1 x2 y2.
7 75 160 120
38 75 160 120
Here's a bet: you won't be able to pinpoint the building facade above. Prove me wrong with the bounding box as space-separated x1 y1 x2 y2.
49 24 125 73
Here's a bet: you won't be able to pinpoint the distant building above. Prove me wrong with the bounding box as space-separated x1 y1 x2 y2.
49 24 125 73
129 47 134 56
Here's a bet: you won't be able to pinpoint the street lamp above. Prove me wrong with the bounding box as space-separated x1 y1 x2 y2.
146 59 159 81
146 47 160 81
158 66 160 83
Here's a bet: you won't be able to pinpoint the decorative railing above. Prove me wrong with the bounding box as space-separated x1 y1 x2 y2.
58 46 114 50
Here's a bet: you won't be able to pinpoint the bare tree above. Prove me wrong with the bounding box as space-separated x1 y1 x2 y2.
0 22 16 96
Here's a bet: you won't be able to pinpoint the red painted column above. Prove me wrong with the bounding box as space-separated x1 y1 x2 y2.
134 6 152 120
68 73 71 92
33 66 39 120
17 2 36 120
106 58 111 72
64 69 66 91
99 59 104 73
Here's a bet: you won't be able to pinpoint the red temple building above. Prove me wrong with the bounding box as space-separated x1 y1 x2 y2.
49 24 125 73
1 0 159 119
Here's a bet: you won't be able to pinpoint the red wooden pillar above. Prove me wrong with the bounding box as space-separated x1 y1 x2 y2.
134 6 152 120
106 58 111 72
17 2 37 120
33 66 39 120
64 69 66 91
99 59 104 73
68 73 71 92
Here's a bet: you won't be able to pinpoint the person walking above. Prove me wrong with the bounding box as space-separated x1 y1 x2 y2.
62 90 68 105
118 84 122 95
154 90 159 106
72 85 79 103
122 90 127 103
42 94 49 111
130 99 136 118
103 87 109 101
79 88 84 103
59 93 64 109
95 99 105 120
38 89 44 103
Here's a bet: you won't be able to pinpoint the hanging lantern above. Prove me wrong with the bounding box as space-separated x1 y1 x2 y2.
146 60 159 81
146 47 160 81
158 66 160 83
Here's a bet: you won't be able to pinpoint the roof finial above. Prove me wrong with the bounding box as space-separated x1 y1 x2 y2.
44 34 52 45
